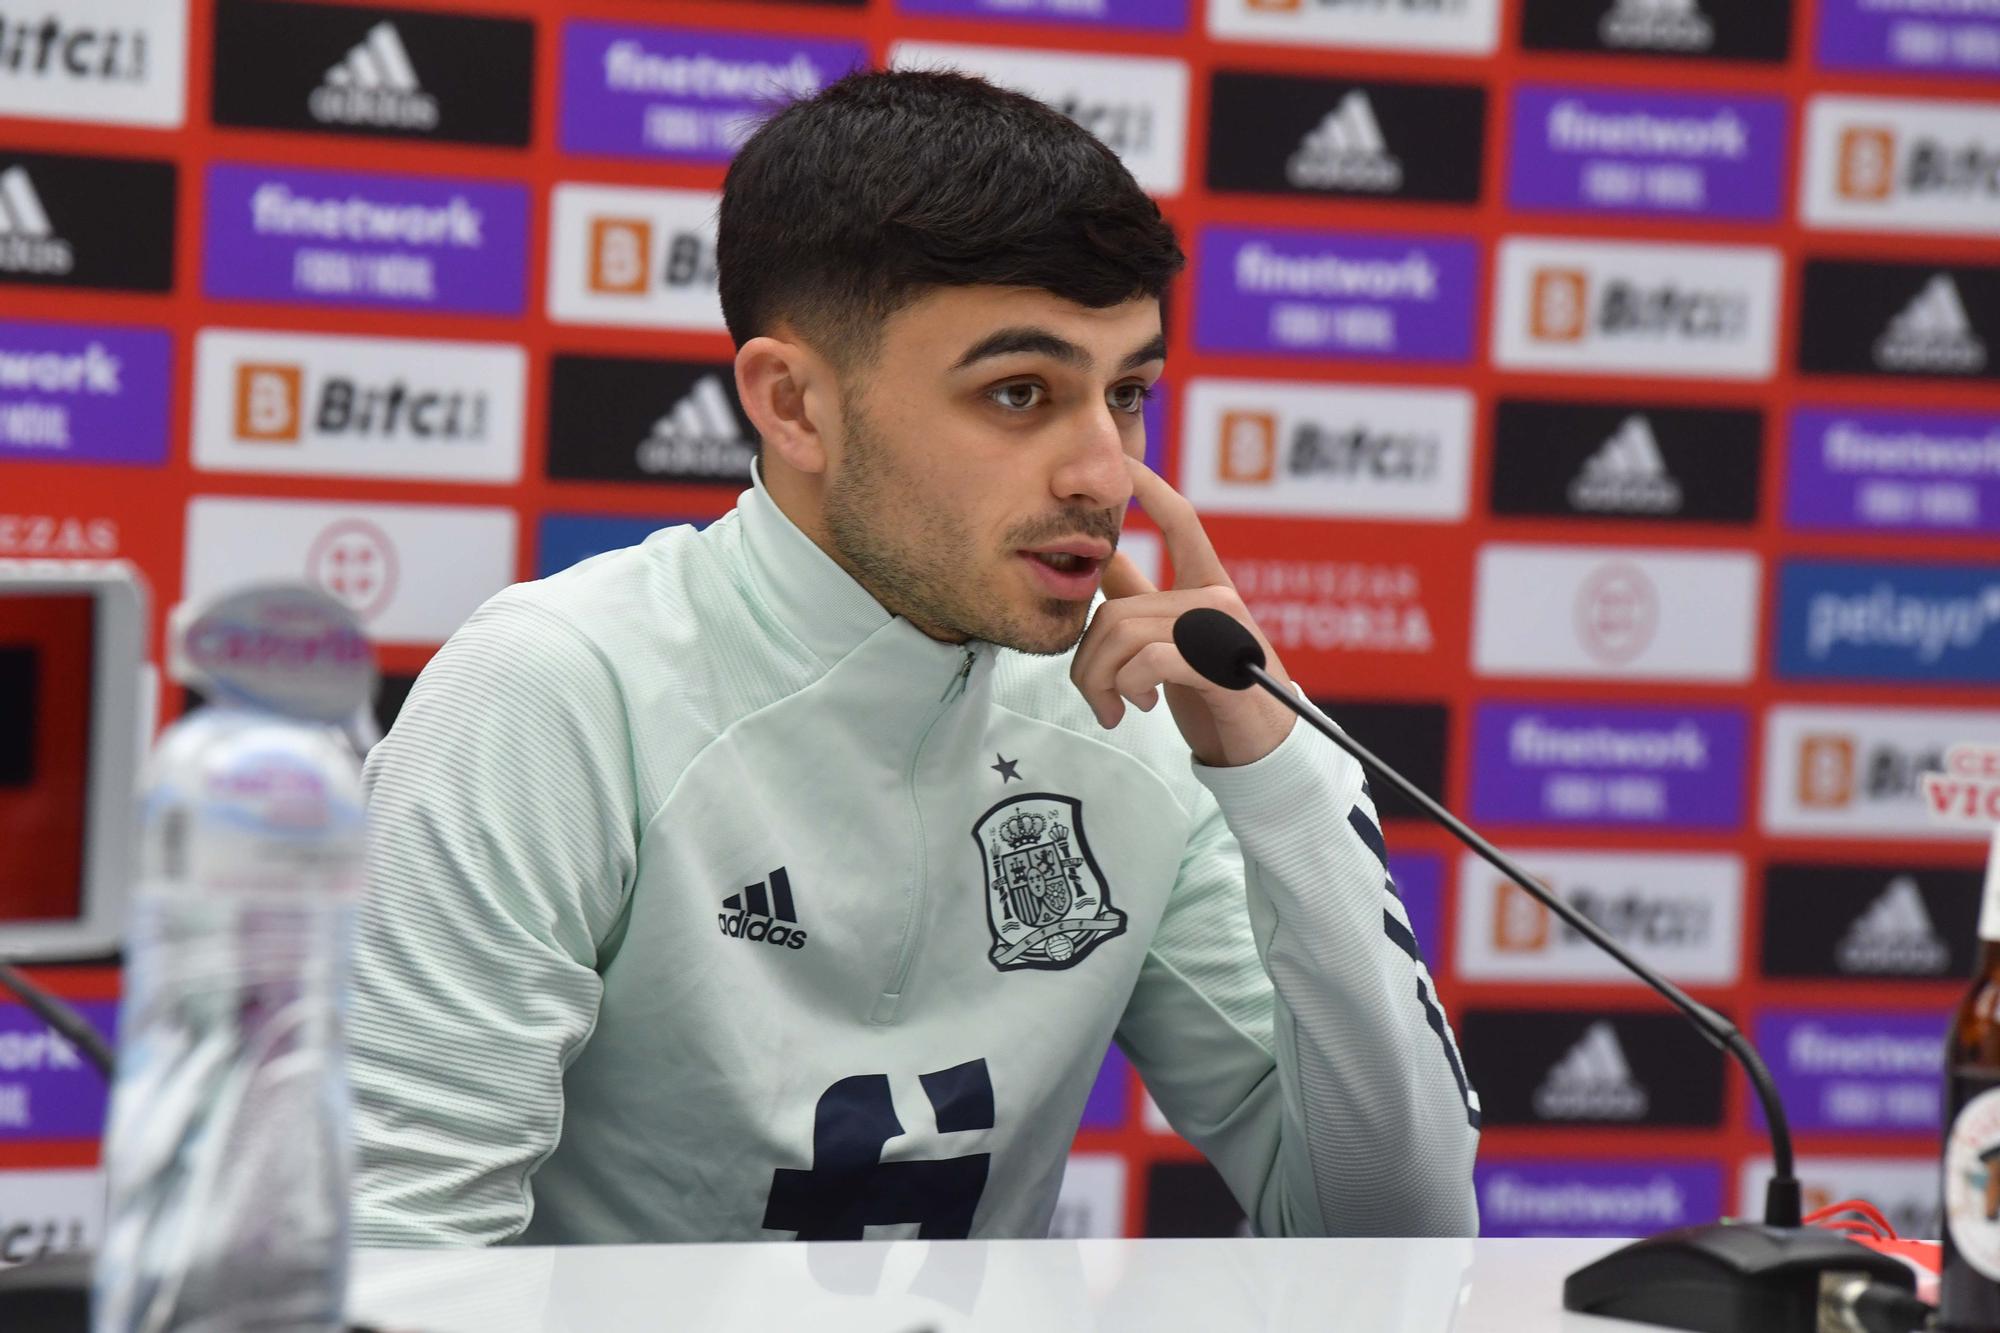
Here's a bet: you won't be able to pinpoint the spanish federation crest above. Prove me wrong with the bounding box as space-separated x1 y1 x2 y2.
973 792 1125 972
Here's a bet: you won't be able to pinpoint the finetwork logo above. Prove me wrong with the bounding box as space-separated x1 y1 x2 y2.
1601 0 1715 51
1837 877 1949 975
310 21 435 130
718 867 807 950
1287 91 1401 192
0 322 171 465
640 374 751 480
0 167 69 276
1876 275 1987 373
1569 415 1683 514
1535 1022 1648 1121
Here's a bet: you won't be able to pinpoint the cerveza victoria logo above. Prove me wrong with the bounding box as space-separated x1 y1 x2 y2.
0 0 187 128
1804 96 2000 238
0 319 171 465
1180 377 1473 522
1800 259 1998 381
0 151 174 292
1196 226 1478 363
203 164 527 315
1786 406 2000 537
211 0 533 145
1205 71 1484 204
1206 0 1501 55
1508 85 1786 221
891 42 1188 197
192 328 526 484
1494 237 1781 380
1491 399 1762 524
564 22 864 165
548 354 756 488
1777 560 2000 684
1760 704 2000 841
1519 0 1792 61
1462 1010 1725 1128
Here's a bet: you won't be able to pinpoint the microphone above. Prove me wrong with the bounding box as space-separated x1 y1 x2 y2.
1171 608 1918 1333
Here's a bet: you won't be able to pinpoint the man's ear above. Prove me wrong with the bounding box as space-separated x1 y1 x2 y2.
735 335 830 476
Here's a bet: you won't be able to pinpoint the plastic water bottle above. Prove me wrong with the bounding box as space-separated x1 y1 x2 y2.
96 587 374 1333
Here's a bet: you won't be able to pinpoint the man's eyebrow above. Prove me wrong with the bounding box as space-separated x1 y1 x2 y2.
950 327 1170 374
1118 333 1168 372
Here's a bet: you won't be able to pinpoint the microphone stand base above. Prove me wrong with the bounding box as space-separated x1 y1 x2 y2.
1563 1221 1918 1333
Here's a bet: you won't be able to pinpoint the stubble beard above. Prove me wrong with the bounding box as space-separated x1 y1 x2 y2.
822 400 1118 657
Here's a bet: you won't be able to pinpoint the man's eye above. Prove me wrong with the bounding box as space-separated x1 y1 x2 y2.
989 383 1045 411
1109 383 1154 415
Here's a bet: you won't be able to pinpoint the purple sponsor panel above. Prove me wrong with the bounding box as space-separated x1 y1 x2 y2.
0 321 171 467
894 0 1189 32
1194 227 1478 364
560 23 867 164
1756 1011 1945 1136
1389 851 1444 967
1508 86 1788 222
1470 703 1749 831
1817 0 2000 75
203 164 528 316
1081 1045 1130 1129
1477 1160 1723 1238
0 1001 115 1141
1787 407 2000 537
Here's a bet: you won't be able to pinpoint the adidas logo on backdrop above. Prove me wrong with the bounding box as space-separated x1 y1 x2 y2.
1836 876 1949 976
1874 274 1987 374
1533 1021 1649 1120
1286 92 1403 194
1568 415 1683 514
0 166 70 276
310 22 438 131
719 867 808 950
637 374 753 480
1601 0 1715 52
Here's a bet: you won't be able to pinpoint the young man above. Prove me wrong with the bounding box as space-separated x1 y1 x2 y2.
351 70 1479 1246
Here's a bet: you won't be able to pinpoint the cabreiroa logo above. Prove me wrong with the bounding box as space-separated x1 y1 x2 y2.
0 0 187 128
1806 96 2000 238
1495 237 1781 380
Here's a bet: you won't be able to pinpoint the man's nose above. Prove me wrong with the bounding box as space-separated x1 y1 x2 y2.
1051 402 1135 511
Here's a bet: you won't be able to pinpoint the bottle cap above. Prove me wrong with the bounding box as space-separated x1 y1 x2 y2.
170 584 375 724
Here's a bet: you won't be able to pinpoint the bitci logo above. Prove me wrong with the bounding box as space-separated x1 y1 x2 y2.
1531 269 1590 342
1807 97 2000 238
1764 705 2000 840
1799 734 1857 809
1218 411 1277 483
235 364 302 443
1838 126 1897 202
550 185 723 330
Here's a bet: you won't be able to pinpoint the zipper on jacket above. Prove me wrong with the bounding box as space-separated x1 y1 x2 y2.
875 645 978 1024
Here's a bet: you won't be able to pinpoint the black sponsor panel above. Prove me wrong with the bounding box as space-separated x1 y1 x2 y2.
0 150 174 292
1520 0 1791 62
1762 862 1982 981
0 647 32 786
1490 400 1762 524
212 0 534 146
548 354 757 488
1206 71 1485 205
1462 1009 1726 1128
1798 259 2000 382
1143 1161 1246 1238
1312 699 1447 821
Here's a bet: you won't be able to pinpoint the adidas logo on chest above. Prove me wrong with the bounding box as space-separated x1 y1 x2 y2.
719 867 808 950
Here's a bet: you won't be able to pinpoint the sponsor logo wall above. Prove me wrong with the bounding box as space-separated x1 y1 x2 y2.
5 0 1997 1243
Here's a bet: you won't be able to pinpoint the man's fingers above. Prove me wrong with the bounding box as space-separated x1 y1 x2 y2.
1126 456 1232 592
1099 549 1157 601
1072 613 1175 725
1112 641 1202 711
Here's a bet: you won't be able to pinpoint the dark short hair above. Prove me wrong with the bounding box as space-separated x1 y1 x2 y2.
718 69 1184 364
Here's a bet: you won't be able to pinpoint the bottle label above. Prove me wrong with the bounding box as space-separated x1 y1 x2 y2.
1946 1084 2000 1282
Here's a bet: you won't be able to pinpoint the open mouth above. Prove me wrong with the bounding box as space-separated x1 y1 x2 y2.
1019 544 1110 600
1030 552 1097 574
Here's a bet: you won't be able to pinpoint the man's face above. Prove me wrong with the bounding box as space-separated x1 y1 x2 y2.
821 285 1165 656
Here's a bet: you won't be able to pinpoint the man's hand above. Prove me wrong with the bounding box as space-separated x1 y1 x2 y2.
1070 457 1297 768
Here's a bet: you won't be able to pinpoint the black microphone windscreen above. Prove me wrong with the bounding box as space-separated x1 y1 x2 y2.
1172 608 1265 690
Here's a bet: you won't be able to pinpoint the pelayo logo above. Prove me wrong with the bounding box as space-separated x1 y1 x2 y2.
0 0 186 128
562 22 864 164
1494 236 1782 380
1787 407 2000 537
203 164 526 316
0 320 169 466
1197 226 1478 363
1804 96 2000 238
212 1 533 146
1777 560 2000 684
1818 0 2000 77
1508 86 1786 221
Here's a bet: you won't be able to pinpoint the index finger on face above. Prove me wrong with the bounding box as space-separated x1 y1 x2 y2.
1126 455 1232 591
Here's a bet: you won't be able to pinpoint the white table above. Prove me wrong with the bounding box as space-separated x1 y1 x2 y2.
351 1236 1649 1331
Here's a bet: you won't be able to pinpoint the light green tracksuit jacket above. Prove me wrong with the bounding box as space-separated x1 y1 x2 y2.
350 471 1481 1245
